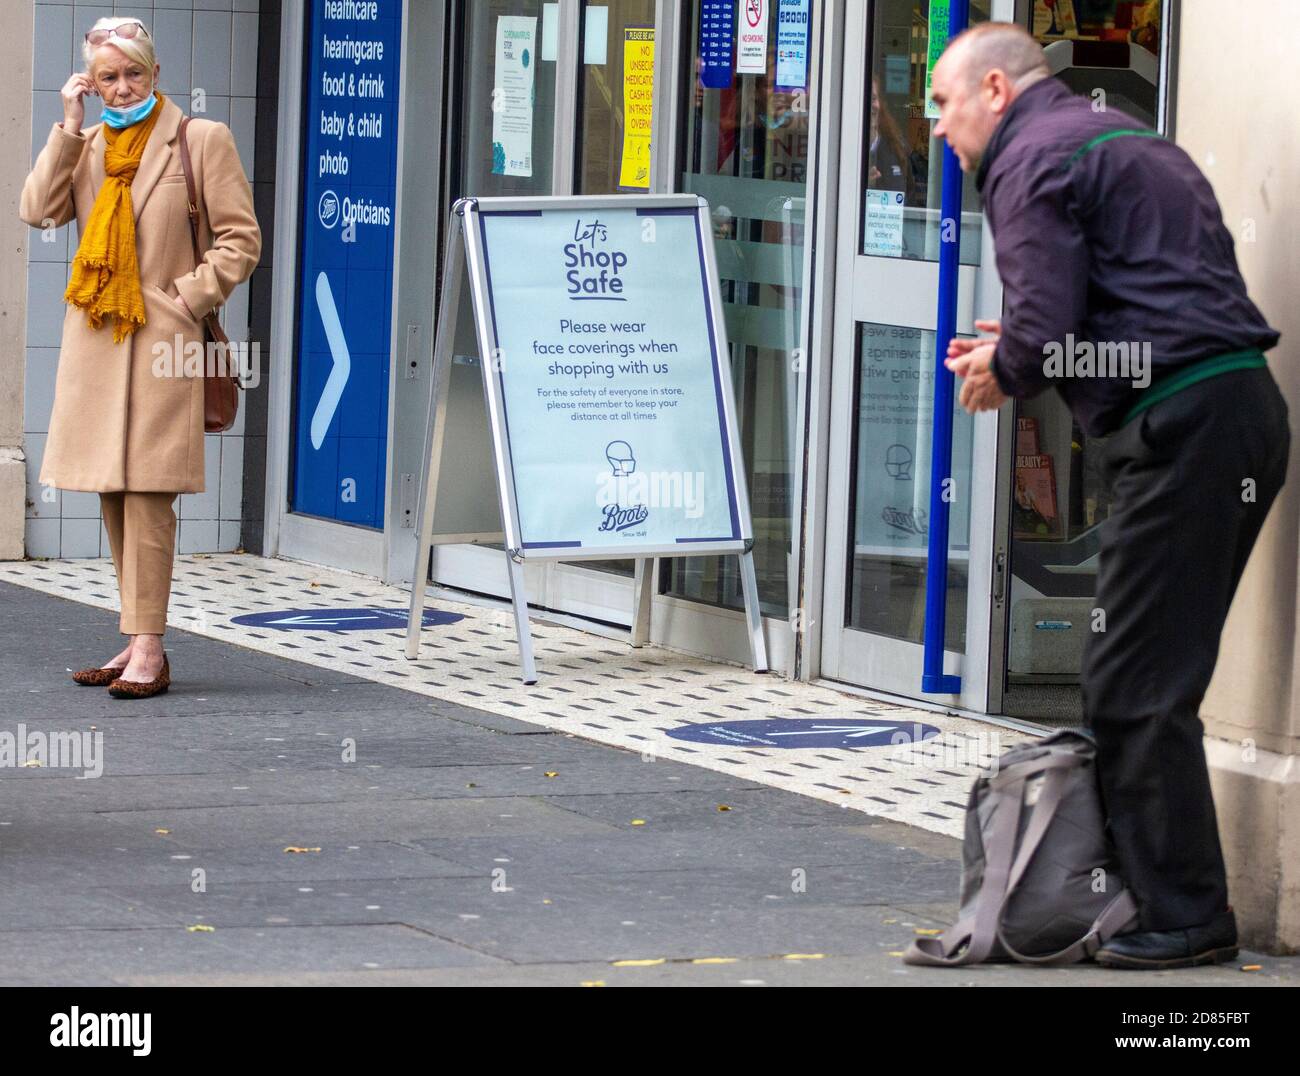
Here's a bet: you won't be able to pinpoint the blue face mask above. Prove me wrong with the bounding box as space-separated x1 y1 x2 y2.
101 92 157 129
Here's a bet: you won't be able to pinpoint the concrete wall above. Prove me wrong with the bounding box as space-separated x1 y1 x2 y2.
19 0 262 561
1178 0 1300 952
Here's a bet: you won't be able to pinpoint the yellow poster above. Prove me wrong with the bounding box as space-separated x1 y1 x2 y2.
619 28 655 190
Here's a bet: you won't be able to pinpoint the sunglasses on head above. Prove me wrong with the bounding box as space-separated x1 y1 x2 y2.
85 21 151 47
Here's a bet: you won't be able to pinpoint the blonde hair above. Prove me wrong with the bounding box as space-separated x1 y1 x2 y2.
82 17 158 74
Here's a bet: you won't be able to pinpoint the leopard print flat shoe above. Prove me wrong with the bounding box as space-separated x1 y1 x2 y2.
72 664 128 687
107 654 171 700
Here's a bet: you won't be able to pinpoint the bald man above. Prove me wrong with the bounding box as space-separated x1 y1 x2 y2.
932 23 1289 969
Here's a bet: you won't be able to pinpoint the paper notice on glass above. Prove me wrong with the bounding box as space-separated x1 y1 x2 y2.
542 3 559 62
700 0 736 90
737 0 770 76
853 323 973 552
864 189 904 258
619 29 656 190
775 0 810 92
492 15 537 177
585 6 610 65
885 54 909 94
924 0 950 120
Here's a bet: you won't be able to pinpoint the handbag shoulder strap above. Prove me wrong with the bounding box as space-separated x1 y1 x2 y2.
175 116 239 391
177 115 202 269
177 117 230 335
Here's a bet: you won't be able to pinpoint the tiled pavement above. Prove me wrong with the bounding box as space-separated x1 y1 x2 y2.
0 553 1033 840
0 557 1295 985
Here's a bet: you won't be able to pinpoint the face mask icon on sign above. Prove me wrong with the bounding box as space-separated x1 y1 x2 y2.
607 441 636 477
885 444 913 480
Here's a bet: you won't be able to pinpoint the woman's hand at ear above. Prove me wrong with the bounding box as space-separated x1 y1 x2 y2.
60 73 97 131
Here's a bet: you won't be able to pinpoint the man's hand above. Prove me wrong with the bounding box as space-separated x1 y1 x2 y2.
945 319 1009 414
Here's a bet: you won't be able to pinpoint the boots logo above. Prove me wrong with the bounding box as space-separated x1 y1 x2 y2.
318 189 340 229
600 503 650 532
882 505 927 537
565 218 629 301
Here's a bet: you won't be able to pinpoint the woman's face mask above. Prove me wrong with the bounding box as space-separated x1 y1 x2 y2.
101 93 158 129
101 94 157 128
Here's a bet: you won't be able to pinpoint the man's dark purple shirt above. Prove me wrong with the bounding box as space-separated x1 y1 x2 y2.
977 77 1279 436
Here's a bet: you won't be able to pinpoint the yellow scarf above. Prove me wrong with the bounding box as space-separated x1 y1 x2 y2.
64 91 167 344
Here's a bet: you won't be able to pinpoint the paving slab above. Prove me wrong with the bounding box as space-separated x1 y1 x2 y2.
412 821 961 877
0 839 473 889
90 795 621 846
0 925 502 983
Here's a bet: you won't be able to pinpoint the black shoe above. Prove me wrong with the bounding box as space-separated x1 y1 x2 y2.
1095 908 1238 970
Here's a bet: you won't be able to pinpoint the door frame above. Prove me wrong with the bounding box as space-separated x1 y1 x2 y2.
993 0 1181 711
808 0 1016 712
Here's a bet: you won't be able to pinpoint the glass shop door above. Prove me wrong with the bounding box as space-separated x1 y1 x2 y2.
818 0 1006 710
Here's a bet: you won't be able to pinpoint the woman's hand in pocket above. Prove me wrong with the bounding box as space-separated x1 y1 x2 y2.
172 293 194 320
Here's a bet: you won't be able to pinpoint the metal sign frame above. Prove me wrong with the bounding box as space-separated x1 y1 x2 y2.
406 194 769 683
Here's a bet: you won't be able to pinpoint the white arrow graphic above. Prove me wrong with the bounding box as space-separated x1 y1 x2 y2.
311 271 351 450
767 725 899 739
266 615 375 627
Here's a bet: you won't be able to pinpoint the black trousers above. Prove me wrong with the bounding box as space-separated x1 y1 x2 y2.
1081 366 1290 932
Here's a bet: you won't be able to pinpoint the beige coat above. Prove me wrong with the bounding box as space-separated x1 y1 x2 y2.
19 95 261 493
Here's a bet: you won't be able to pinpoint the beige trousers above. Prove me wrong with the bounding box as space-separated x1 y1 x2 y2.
99 492 179 636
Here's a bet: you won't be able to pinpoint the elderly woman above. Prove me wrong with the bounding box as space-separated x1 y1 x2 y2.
20 17 260 699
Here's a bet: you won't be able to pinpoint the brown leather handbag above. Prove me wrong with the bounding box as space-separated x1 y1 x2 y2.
178 116 242 433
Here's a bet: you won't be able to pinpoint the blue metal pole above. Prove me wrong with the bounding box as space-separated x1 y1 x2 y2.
921 0 969 695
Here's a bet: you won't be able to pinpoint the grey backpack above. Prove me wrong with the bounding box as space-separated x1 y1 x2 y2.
905 729 1140 966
